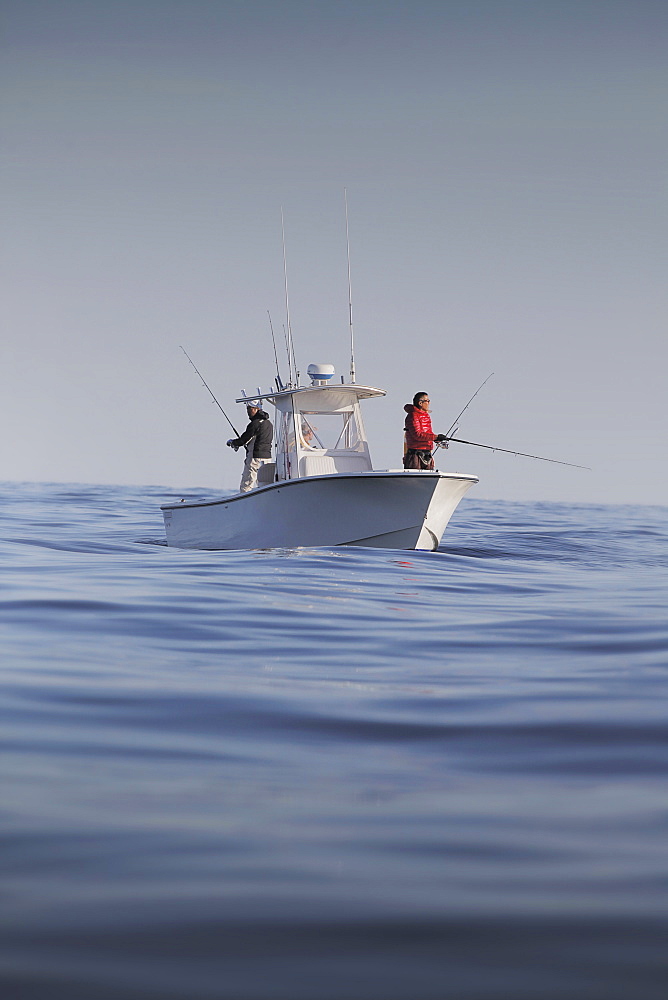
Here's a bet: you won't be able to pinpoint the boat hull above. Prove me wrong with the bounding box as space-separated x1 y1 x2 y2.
161 471 478 551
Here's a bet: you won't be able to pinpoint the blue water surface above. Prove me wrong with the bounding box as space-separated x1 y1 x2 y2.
1 482 667 1000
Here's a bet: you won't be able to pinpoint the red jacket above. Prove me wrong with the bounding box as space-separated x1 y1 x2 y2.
404 404 435 450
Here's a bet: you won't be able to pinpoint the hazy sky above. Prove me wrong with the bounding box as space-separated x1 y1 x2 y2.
2 0 666 503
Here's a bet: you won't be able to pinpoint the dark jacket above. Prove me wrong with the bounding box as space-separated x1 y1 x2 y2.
404 404 434 450
231 410 273 459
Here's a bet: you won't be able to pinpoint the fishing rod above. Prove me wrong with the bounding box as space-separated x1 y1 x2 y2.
179 346 240 437
438 435 591 470
444 372 494 439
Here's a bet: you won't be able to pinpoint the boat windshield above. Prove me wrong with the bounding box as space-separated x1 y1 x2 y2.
299 411 363 451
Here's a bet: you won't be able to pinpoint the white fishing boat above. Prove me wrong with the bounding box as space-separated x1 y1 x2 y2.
162 364 478 550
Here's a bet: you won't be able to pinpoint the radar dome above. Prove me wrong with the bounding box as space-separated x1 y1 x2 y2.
307 363 336 385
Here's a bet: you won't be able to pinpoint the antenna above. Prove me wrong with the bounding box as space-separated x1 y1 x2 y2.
281 208 297 386
267 310 283 387
282 323 290 380
344 188 356 383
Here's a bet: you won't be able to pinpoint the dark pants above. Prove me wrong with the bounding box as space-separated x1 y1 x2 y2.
403 449 434 471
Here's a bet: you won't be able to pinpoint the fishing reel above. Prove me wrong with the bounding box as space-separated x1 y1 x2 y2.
434 427 456 450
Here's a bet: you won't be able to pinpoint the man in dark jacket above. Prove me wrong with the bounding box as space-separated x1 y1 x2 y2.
227 403 273 492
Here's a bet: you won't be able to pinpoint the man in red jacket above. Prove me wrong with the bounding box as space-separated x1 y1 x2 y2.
403 392 447 470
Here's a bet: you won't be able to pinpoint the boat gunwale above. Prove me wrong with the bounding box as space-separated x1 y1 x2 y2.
161 470 479 512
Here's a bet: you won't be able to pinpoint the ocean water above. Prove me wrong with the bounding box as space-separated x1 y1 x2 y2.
1 481 667 1000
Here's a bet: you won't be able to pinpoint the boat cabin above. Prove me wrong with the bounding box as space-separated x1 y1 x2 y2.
236 366 385 484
